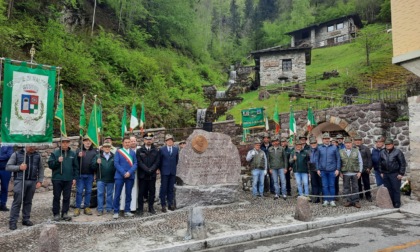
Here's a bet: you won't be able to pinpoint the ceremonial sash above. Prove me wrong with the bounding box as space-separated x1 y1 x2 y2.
118 148 133 167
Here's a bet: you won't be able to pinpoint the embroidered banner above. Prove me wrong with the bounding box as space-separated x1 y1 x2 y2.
1 59 56 145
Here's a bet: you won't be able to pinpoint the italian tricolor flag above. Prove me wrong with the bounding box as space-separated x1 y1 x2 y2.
139 102 145 133
129 103 138 132
307 107 316 132
273 104 280 134
289 107 296 144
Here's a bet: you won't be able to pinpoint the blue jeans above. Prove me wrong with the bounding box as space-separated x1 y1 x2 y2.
0 170 11 206
97 181 114 212
271 168 286 196
321 170 336 202
75 174 94 208
252 169 265 196
374 169 384 186
113 178 134 213
295 172 309 196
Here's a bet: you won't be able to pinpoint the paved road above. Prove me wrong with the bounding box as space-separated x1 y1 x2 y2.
201 212 420 252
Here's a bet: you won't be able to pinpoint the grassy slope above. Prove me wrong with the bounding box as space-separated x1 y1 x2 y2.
222 25 415 124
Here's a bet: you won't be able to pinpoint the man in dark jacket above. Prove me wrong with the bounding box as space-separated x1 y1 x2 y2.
260 133 273 194
137 133 160 215
0 145 14 211
289 142 310 197
379 138 406 208
92 142 115 215
48 137 78 221
353 135 373 201
159 134 179 212
309 137 322 203
371 137 385 186
7 146 44 230
267 136 288 200
281 138 293 196
74 136 97 216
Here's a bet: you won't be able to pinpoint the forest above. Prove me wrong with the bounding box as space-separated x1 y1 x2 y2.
0 0 391 137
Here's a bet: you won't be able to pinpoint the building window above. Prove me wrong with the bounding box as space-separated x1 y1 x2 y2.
327 25 334 32
282 59 292 72
336 22 344 29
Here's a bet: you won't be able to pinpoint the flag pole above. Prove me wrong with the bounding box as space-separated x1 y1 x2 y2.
21 145 27 211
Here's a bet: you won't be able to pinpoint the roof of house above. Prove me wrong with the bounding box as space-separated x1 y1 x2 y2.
285 14 363 36
250 45 311 56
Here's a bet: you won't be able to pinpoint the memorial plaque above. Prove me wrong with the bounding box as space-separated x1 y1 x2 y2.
177 129 241 186
176 130 241 207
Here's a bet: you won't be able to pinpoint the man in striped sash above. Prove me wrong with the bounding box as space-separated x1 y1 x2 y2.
113 136 137 219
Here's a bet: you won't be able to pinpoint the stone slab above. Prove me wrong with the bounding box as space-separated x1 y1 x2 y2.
177 129 241 186
176 184 240 208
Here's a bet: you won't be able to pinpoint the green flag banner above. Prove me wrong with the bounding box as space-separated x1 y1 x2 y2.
121 106 127 138
289 107 296 144
140 101 145 133
273 104 280 134
55 86 67 137
307 107 317 132
1 59 56 145
87 97 100 147
241 108 265 129
79 95 86 137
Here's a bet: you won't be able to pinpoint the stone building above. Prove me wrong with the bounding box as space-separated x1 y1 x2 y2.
251 46 311 87
286 14 362 48
391 0 420 196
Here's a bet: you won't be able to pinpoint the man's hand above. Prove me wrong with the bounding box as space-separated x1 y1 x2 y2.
269 169 272 175
283 168 287 174
124 172 130 178
366 168 371 174
156 169 160 175
97 158 101 164
317 170 321 177
58 156 64 162
334 170 339 177
36 182 42 189
19 164 27 171
72 179 76 186
381 173 384 178
78 152 84 157
357 172 361 179
264 170 267 176
397 174 403 180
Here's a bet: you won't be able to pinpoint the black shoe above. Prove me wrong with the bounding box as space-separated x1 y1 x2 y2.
168 206 176 211
162 206 167 213
287 192 292 196
136 209 144 216
9 222 17 230
149 207 156 214
366 196 372 202
62 213 72 221
22 220 34 226
0 205 9 211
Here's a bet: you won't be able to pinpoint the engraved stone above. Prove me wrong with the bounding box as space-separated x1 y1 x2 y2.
176 130 241 207
191 135 209 154
294 196 312 222
39 224 59 252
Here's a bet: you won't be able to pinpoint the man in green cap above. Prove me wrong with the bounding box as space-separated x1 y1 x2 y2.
281 137 293 196
340 137 363 208
353 135 372 201
246 139 268 198
309 137 322 203
267 136 288 200
378 138 406 208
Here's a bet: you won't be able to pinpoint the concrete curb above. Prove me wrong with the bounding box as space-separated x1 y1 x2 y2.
147 208 399 252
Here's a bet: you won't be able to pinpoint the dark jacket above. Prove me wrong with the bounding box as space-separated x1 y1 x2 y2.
316 144 341 172
283 146 294 169
267 146 288 169
356 144 372 172
309 147 319 171
371 147 383 171
92 152 115 183
48 148 79 181
378 147 406 175
6 149 44 182
136 144 160 179
0 146 14 170
76 145 97 175
289 150 309 173
160 145 179 176
260 142 272 156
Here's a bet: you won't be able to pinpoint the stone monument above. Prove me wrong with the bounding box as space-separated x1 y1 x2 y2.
176 129 241 207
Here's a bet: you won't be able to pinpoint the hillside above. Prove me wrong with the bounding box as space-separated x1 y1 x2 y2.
220 23 416 124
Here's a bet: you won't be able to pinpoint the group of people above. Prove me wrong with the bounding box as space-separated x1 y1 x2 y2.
0 133 186 230
247 132 407 209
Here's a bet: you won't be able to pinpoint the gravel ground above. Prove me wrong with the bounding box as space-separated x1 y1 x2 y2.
0 186 388 251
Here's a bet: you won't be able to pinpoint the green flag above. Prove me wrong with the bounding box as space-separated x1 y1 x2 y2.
55 86 67 137
1 59 57 145
86 96 100 147
79 95 86 137
121 107 127 138
139 102 145 133
129 103 138 132
273 104 280 134
289 107 296 144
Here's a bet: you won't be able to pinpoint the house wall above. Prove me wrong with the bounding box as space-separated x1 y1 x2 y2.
259 51 306 86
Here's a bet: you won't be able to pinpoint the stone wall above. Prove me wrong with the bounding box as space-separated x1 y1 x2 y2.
408 96 420 196
259 51 307 86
